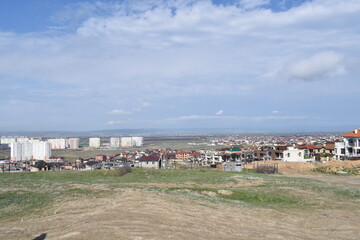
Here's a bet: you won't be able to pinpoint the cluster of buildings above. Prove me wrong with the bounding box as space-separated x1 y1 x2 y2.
10 140 51 161
1 136 52 161
1 129 360 172
47 138 80 149
89 137 143 148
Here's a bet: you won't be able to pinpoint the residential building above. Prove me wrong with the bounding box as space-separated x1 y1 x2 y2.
175 151 191 160
138 155 161 169
334 141 345 160
48 138 67 149
120 137 143 147
342 128 360 159
89 138 101 148
110 137 120 148
67 138 80 149
17 136 30 143
1 137 16 144
131 137 143 146
33 141 51 160
121 137 132 147
283 147 315 162
10 141 51 161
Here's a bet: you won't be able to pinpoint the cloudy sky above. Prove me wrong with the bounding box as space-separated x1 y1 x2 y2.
0 0 359 132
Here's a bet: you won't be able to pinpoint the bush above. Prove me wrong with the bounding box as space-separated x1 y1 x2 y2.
116 166 132 176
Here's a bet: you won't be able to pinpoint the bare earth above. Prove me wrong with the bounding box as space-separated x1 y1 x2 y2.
1 174 359 240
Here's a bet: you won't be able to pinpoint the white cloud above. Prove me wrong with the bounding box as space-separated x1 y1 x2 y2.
108 109 132 115
142 102 151 107
106 120 126 125
215 110 224 115
0 1 358 97
282 51 347 81
164 114 307 122
0 0 359 130
272 110 280 114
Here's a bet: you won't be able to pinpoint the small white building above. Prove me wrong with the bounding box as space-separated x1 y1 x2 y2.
283 147 315 162
138 155 161 169
334 141 345 160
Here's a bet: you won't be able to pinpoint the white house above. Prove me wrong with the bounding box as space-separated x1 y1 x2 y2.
342 128 360 159
138 155 161 169
334 141 345 160
283 147 315 162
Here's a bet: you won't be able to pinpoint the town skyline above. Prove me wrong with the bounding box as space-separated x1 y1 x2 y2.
0 0 359 132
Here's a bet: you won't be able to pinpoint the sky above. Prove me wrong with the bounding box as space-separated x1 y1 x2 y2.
0 0 359 132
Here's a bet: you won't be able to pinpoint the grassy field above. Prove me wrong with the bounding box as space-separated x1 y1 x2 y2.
0 169 359 221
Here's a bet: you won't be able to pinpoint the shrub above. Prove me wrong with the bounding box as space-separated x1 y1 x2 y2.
116 166 132 176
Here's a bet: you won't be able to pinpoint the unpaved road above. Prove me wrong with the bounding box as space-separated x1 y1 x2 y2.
1 185 359 240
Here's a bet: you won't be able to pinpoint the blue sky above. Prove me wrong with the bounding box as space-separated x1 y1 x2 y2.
0 0 359 132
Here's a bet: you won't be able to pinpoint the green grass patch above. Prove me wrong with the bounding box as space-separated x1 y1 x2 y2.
221 189 299 206
165 186 300 207
334 189 360 199
0 168 359 220
0 191 51 219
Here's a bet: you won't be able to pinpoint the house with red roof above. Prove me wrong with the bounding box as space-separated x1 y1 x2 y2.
342 128 360 159
175 151 191 160
138 155 161 169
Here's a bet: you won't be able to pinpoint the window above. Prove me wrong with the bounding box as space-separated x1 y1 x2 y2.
341 148 345 154
287 153 290 158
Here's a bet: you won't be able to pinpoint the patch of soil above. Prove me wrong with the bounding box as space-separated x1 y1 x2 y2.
1 188 359 240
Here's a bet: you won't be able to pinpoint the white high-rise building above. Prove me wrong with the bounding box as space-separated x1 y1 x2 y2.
120 137 143 147
1 137 17 144
22 141 34 160
10 142 23 161
89 138 101 148
120 137 133 147
132 137 143 147
67 138 80 149
110 137 120 148
10 141 51 161
17 136 30 143
33 141 51 160
48 138 67 149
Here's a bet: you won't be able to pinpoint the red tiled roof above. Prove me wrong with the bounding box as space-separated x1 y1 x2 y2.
176 151 191 154
138 155 160 161
343 129 360 138
297 145 316 150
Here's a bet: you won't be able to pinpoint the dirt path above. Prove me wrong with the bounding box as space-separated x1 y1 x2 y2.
1 188 359 240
